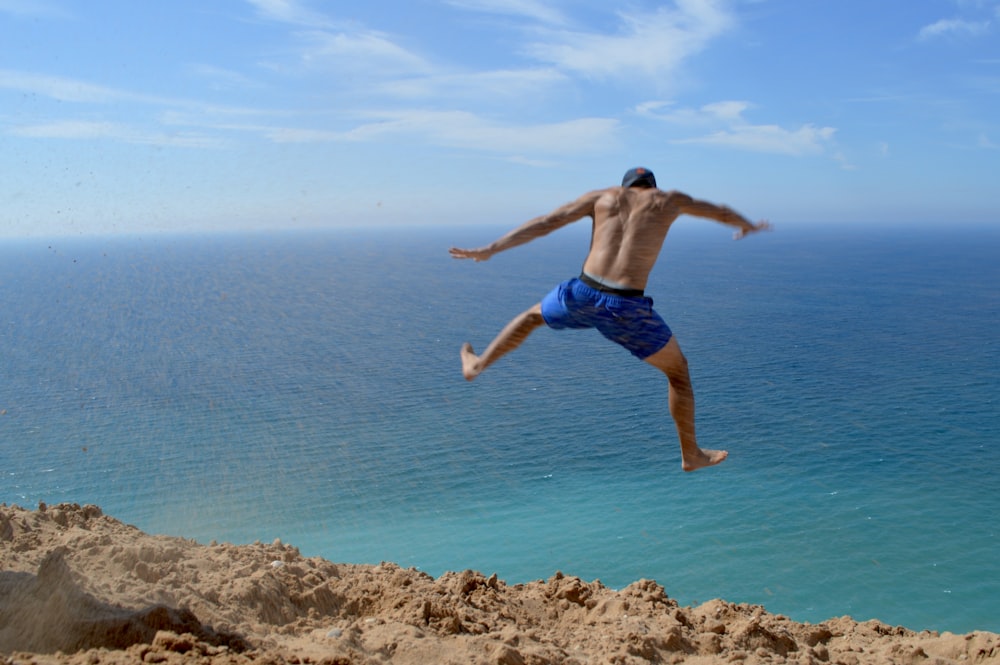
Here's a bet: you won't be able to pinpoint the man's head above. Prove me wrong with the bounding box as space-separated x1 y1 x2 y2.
622 167 656 189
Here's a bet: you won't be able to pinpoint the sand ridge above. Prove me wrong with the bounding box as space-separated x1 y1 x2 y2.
2 503 998 664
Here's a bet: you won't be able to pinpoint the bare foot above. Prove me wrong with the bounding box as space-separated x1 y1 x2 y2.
460 343 481 381
682 448 728 472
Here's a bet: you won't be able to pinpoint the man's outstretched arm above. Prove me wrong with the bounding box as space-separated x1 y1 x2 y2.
450 190 605 261
673 193 771 239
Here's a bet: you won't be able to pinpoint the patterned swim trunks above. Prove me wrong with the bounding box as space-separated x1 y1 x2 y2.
539 276 672 360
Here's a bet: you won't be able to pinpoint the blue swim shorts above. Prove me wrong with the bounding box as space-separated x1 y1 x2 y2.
540 277 672 360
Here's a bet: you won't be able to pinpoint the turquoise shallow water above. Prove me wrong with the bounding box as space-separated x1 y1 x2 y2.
2 223 998 633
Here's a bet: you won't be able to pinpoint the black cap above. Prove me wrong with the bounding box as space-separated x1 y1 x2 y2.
622 167 656 188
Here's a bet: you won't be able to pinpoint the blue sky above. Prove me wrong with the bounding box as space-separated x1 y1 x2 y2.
1 0 998 236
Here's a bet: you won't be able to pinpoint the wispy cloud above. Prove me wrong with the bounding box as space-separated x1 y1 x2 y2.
641 100 838 157
159 102 619 155
677 123 836 156
919 17 991 39
0 69 157 104
0 68 275 114
0 69 270 149
0 0 71 19
376 68 568 102
638 99 749 125
208 111 618 155
444 0 569 26
9 120 223 148
244 1 434 81
245 0 333 28
337 110 620 154
523 0 735 80
294 29 433 76
189 65 266 92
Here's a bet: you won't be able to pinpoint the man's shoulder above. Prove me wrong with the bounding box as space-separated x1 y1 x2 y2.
579 187 621 207
590 186 621 196
584 187 689 210
651 189 693 205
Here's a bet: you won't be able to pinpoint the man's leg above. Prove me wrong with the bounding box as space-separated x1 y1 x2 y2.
461 303 546 381
643 337 728 471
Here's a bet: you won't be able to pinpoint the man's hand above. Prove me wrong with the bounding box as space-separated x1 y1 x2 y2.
734 220 772 240
449 246 492 261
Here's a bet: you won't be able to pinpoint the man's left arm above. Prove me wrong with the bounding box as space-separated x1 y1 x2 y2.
450 190 605 261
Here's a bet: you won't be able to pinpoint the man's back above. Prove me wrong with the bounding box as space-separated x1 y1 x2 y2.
583 187 684 291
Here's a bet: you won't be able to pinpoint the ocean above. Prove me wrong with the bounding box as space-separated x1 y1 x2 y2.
2 222 998 634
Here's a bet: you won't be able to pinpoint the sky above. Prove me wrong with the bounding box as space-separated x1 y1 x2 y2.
1 0 999 236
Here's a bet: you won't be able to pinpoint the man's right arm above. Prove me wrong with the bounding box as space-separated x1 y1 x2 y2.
672 192 771 239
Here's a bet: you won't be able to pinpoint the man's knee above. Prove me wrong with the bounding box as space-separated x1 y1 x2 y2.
644 338 688 377
525 304 546 327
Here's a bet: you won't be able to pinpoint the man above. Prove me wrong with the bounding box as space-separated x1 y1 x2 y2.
449 167 770 472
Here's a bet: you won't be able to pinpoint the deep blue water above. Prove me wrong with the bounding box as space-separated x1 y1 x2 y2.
2 223 998 633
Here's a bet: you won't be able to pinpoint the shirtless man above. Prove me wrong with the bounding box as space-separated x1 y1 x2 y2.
449 167 770 472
